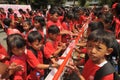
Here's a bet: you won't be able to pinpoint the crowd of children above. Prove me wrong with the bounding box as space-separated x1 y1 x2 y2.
0 1 120 80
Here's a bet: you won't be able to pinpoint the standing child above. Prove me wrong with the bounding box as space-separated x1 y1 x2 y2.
44 25 66 60
3 18 21 35
27 31 59 80
22 19 32 40
7 33 59 80
68 29 116 80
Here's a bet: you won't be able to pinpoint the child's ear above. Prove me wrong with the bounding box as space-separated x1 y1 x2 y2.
106 48 113 55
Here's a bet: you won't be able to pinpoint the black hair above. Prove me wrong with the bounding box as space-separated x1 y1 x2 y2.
7 34 26 56
102 13 113 24
48 25 60 34
8 8 13 13
88 21 104 32
3 18 12 27
115 3 120 20
33 16 46 27
27 31 43 43
87 29 114 48
23 19 32 27
49 7 59 15
62 11 74 22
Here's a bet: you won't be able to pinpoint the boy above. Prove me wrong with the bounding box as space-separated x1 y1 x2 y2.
44 25 66 61
27 31 59 80
68 29 115 80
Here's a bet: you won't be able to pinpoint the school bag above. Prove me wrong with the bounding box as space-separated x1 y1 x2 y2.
94 62 120 80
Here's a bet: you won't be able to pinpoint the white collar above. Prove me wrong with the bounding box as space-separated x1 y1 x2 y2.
98 60 108 67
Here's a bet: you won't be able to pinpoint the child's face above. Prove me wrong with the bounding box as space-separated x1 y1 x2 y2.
49 33 59 41
34 21 40 29
30 39 43 51
12 46 25 56
87 41 112 64
51 13 59 22
22 22 30 31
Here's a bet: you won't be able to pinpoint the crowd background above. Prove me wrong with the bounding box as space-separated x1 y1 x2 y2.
0 0 120 80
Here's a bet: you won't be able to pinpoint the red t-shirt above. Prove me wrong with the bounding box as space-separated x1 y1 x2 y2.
82 59 113 80
26 50 44 80
47 20 63 42
10 49 40 80
114 17 120 38
44 40 58 59
0 44 9 65
6 28 21 35
47 20 63 31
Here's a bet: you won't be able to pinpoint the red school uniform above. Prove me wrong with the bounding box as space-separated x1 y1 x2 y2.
44 40 58 59
0 44 9 65
61 21 73 43
82 59 113 80
10 49 40 80
47 20 63 42
6 28 21 35
114 17 120 38
26 49 44 80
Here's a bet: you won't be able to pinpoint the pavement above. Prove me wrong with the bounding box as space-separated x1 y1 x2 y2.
0 28 7 49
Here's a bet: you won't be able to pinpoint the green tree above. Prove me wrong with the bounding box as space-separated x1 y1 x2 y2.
78 0 86 7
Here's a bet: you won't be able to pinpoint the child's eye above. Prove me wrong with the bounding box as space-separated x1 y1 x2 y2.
96 46 102 50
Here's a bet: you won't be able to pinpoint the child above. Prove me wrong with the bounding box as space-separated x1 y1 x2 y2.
7 33 58 80
68 29 115 80
22 19 32 40
44 25 66 62
47 7 74 43
27 31 59 80
3 18 21 35
33 16 46 38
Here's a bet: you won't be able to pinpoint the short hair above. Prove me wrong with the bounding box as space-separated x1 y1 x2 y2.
7 34 26 49
3 18 12 26
87 29 114 48
27 31 43 43
7 34 26 56
48 25 60 34
88 21 104 32
49 7 59 15
33 16 46 27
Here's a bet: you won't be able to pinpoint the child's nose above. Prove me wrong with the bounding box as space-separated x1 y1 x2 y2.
91 48 96 54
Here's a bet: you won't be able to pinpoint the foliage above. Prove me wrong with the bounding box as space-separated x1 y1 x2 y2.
78 0 86 7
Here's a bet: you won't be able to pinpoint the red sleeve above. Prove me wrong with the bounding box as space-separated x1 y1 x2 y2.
44 41 56 59
26 50 40 68
10 55 26 80
101 74 114 80
62 22 67 30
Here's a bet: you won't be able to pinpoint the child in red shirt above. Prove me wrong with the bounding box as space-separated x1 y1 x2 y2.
27 31 58 80
7 34 59 80
68 29 115 80
22 20 33 40
44 25 66 62
33 16 46 38
3 18 21 35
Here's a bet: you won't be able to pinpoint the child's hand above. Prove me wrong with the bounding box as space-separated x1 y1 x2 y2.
9 63 22 72
52 63 60 69
66 64 80 76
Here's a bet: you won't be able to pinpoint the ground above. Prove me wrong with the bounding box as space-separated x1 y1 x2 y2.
0 28 7 49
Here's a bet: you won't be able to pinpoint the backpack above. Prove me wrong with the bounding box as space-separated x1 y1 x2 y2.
94 62 120 80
